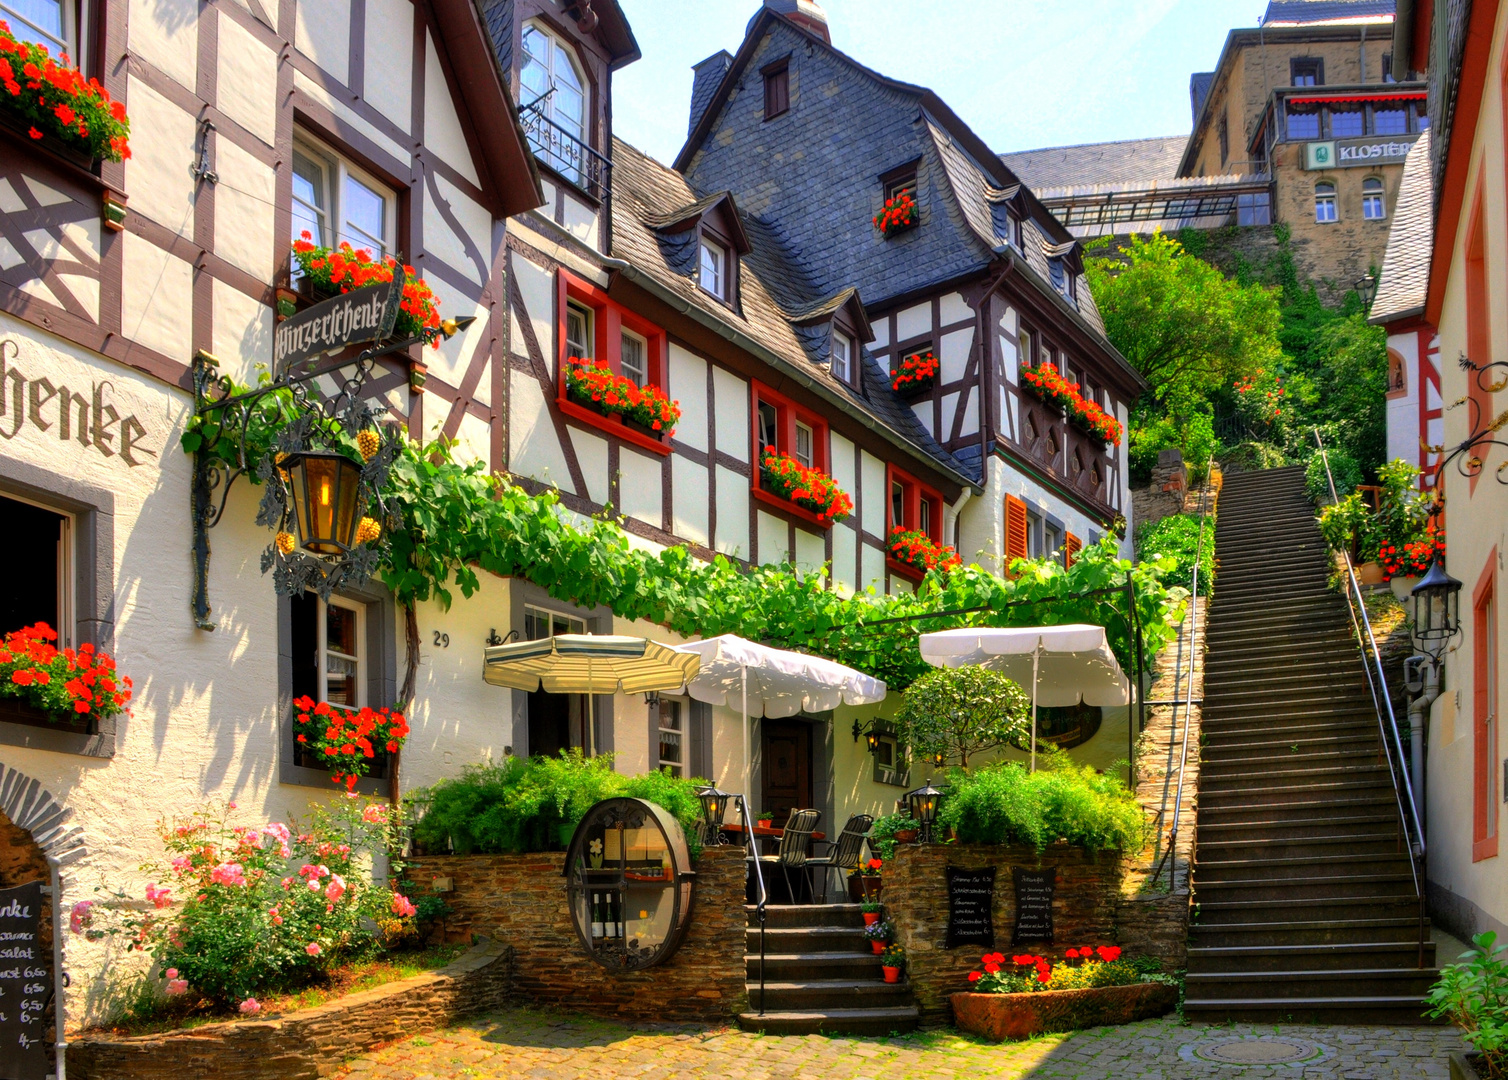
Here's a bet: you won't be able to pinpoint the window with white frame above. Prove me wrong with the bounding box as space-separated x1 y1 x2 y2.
320 598 364 710
2 0 76 57
524 604 586 640
1315 182 1338 223
520 21 587 184
657 699 684 776
699 236 727 300
566 301 594 360
620 328 647 385
291 139 395 260
794 420 814 467
1 493 74 649
1362 177 1386 220
831 328 854 385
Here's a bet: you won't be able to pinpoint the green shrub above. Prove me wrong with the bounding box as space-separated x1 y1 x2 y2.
1134 513 1214 593
895 666 1031 769
1305 447 1360 504
937 754 1146 853
1315 458 1434 566
1218 439 1289 473
408 751 707 857
1426 931 1508 1075
1130 413 1217 485
868 811 921 862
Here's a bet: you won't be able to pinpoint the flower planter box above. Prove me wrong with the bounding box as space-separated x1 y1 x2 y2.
1449 1052 1492 1080
950 982 1177 1041
895 375 935 400
0 696 93 734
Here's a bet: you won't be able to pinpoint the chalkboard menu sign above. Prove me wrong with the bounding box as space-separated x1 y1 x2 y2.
944 866 995 949
1012 866 1057 944
0 880 49 1080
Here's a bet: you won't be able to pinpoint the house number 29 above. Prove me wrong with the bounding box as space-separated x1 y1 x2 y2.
432 631 450 648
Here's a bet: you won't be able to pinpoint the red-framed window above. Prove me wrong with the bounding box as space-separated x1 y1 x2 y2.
751 380 833 525
886 464 943 581
555 269 672 456
1473 551 1499 862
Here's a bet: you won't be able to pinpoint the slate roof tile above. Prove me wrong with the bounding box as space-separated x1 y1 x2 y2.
999 136 1189 190
1370 129 1432 324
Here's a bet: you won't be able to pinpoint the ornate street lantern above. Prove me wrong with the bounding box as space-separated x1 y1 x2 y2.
906 777 943 843
1411 554 1462 661
696 784 731 844
284 450 363 555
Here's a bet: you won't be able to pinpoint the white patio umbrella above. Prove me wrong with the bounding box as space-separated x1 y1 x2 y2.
484 635 701 756
673 635 887 805
917 624 1128 772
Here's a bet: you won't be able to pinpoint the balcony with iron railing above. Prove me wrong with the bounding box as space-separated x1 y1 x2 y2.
519 92 611 204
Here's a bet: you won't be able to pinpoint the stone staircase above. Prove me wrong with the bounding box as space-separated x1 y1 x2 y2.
736 904 920 1035
1184 465 1438 1023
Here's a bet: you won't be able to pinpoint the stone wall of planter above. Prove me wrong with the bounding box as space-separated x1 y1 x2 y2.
407 845 747 1022
69 939 512 1080
883 843 1124 1025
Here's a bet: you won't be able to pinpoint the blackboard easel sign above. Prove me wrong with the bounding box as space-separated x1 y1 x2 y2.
1011 866 1057 944
0 880 50 1080
944 866 995 949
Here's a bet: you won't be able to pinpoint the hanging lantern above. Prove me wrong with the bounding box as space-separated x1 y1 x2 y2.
1410 554 1462 661
284 450 363 554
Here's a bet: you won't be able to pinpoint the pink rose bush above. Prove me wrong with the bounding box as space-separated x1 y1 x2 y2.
93 796 418 1007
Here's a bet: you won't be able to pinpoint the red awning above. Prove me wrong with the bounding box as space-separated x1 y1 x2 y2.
1287 92 1427 106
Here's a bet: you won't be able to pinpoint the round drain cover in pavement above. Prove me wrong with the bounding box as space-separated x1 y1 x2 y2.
1180 1036 1331 1068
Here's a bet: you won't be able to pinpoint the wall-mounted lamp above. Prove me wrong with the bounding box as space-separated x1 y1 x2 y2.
644 691 661 707
851 719 883 755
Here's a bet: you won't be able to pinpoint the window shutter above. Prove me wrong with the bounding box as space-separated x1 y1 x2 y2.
690 700 713 781
1004 496 1029 574
1064 531 1082 568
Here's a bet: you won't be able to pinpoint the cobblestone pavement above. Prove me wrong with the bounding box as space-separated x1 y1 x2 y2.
334 1007 1467 1079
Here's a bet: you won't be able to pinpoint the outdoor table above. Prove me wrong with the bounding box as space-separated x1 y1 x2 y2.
723 823 826 904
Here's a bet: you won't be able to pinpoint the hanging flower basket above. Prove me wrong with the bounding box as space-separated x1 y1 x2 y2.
293 695 411 790
887 528 962 576
564 356 681 439
0 623 132 725
0 23 131 164
892 350 939 397
290 236 442 347
760 448 853 525
873 191 917 237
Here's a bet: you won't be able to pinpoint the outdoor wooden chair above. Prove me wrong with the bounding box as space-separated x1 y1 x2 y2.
756 808 821 904
804 813 873 903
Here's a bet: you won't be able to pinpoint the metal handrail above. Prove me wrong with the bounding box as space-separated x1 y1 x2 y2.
1312 430 1426 872
1154 456 1213 888
736 794 769 1016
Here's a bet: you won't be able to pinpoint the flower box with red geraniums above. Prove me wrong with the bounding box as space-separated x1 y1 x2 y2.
759 447 853 527
951 946 1176 1039
892 350 939 396
293 696 411 791
1019 363 1123 448
1071 397 1123 449
290 235 442 346
0 22 131 164
1379 534 1444 581
887 528 962 581
873 191 917 237
563 355 681 441
0 622 131 725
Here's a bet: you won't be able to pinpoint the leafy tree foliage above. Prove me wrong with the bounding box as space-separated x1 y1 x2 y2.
894 666 1031 768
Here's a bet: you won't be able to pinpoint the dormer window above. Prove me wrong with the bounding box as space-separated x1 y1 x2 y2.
521 21 588 185
699 235 728 300
763 58 790 120
831 328 855 386
1049 257 1076 303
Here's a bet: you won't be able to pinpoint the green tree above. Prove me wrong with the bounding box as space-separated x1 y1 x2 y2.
894 666 1031 769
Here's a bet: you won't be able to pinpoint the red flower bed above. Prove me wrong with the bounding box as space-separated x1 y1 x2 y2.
291 235 442 346
0 622 131 724
760 447 853 524
1379 534 1445 580
887 528 961 574
293 696 411 791
564 356 681 438
1019 363 1122 447
0 21 131 162
892 350 939 394
873 190 917 236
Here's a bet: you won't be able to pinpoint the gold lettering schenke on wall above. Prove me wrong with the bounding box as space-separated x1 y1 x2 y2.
0 338 157 465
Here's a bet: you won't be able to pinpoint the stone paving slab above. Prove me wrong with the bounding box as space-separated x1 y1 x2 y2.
331 1007 1466 1080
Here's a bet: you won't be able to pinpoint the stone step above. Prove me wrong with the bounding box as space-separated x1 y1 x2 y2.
745 926 869 953
747 978 914 1011
1195 813 1399 842
1189 915 1429 948
1191 873 1417 903
1201 732 1379 759
1186 967 1439 1002
745 951 884 981
1180 995 1438 1024
1194 848 1412 875
1187 941 1436 973
1199 717 1379 742
746 904 863 929
735 1005 921 1036
1194 895 1422 923
1198 779 1399 808
1201 748 1382 775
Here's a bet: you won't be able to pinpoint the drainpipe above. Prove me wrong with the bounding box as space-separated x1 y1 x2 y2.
1403 655 1437 834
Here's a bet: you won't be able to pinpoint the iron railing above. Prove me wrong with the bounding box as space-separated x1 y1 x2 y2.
519 93 612 203
1313 430 1428 962
736 794 770 1016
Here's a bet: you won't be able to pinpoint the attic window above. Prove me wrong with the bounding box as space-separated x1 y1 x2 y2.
1290 57 1323 87
763 59 789 120
877 160 920 237
699 235 728 300
831 327 856 387
1049 258 1076 304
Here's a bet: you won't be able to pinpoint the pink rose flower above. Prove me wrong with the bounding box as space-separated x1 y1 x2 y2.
361 804 387 824
209 862 247 887
305 942 322 956
324 874 346 904
167 978 189 996
146 884 172 909
165 968 178 980
239 997 260 1014
69 900 93 934
390 893 418 918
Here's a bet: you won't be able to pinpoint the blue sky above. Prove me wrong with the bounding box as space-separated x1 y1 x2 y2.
612 0 1269 165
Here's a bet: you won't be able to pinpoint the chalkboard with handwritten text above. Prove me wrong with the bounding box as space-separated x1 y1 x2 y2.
944 866 995 949
0 880 49 1080
1012 866 1057 944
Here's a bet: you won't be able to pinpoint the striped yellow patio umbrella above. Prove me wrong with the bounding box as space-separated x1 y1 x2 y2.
483 635 701 755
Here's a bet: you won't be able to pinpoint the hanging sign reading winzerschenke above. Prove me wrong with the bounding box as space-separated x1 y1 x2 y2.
0 880 50 1080
273 269 406 374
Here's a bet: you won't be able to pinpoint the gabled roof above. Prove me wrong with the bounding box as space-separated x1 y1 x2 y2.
610 137 978 490
1000 136 1188 190
783 286 875 343
1261 0 1395 25
1370 129 1433 325
645 190 752 254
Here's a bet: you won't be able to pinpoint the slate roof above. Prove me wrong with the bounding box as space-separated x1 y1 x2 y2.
999 136 1188 190
608 137 979 486
1369 129 1433 325
1260 0 1395 25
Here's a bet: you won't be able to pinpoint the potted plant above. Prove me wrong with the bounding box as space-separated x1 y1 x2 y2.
860 857 883 901
290 236 444 346
891 350 939 397
562 355 681 441
863 919 893 954
0 622 133 727
951 946 1177 1041
0 23 132 167
887 528 962 578
756 810 774 828
868 813 922 861
759 447 853 525
1426 931 1507 1080
860 901 883 927
873 190 917 237
880 943 906 983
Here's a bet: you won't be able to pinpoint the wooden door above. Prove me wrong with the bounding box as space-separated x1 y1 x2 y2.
761 721 811 828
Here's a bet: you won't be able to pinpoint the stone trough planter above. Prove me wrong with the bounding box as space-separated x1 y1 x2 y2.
950 982 1178 1041
1450 1051 1494 1080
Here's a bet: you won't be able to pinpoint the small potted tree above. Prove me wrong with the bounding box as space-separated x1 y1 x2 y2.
880 943 906 984
894 666 1031 770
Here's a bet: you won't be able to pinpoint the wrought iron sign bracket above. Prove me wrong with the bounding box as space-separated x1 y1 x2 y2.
1424 353 1508 498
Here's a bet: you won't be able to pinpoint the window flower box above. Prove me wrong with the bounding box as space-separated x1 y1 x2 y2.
293 696 410 791
887 528 961 581
759 448 853 527
892 350 939 397
873 191 917 237
563 355 681 443
0 25 131 164
0 623 131 726
1069 398 1123 449
291 236 442 346
1019 363 1123 448
951 983 1177 1041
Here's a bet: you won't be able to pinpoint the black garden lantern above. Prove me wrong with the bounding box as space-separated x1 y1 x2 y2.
906 777 943 843
284 450 364 555
1411 554 1462 661
696 784 731 844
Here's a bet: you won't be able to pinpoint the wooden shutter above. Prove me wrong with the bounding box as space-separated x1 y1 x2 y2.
1004 495 1029 574
1064 532 1082 568
690 699 713 781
